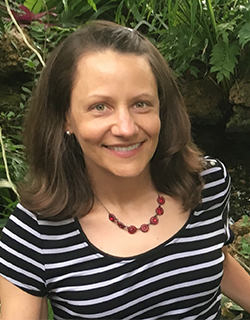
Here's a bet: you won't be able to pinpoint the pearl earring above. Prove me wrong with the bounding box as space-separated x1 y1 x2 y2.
66 131 70 135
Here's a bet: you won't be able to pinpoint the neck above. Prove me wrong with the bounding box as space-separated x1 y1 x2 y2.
88 167 156 207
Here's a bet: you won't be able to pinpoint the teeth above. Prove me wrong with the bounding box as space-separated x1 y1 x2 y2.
109 143 140 152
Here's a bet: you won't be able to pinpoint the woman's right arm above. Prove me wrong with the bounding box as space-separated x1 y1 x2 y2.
0 276 48 320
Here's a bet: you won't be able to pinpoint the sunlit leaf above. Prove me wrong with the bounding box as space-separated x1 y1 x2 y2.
0 180 13 189
238 22 250 47
87 0 97 12
23 0 43 14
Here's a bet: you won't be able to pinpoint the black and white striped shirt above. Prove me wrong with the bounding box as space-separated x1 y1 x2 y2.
0 158 233 319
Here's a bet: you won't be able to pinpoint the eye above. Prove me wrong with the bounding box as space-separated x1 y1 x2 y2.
134 101 148 108
93 104 107 111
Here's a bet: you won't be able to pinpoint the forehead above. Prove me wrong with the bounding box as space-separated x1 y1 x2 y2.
73 50 156 84
69 50 159 108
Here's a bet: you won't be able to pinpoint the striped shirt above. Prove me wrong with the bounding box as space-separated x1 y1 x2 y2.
0 157 233 319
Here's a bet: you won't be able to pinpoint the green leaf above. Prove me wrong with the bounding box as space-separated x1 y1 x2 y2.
227 302 245 312
0 218 9 229
89 2 117 21
70 0 84 11
87 0 97 12
0 16 4 33
238 22 250 47
21 94 27 101
189 65 199 78
221 295 244 312
115 0 125 24
210 40 239 83
62 0 69 13
23 0 43 14
241 215 250 226
129 4 142 22
21 86 32 94
27 60 35 68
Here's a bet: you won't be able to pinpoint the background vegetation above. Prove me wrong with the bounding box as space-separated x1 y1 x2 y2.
0 0 250 318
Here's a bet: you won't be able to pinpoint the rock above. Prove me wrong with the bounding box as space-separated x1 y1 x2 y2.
228 216 250 270
0 84 21 112
226 106 250 132
229 75 250 107
180 77 224 125
227 75 250 132
231 216 250 237
0 28 31 79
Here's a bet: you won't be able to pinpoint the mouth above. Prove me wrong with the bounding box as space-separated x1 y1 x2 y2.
105 142 142 152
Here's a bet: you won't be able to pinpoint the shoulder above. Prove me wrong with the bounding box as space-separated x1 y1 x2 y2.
201 156 229 184
2 204 77 241
200 157 231 204
2 204 41 239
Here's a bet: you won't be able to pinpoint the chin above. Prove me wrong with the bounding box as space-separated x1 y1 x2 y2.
111 166 149 179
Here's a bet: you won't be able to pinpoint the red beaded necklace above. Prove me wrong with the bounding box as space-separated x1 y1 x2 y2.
97 195 165 235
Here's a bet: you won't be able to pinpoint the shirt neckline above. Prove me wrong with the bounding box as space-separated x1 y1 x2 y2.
74 209 195 260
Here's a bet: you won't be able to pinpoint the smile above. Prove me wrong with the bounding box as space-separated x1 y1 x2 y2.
106 142 141 152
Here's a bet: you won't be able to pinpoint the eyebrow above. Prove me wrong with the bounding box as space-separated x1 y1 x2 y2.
131 93 157 100
88 93 157 101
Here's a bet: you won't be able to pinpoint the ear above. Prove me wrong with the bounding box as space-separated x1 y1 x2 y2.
64 110 73 135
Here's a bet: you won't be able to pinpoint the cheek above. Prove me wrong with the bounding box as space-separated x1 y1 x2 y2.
74 124 103 150
150 116 161 138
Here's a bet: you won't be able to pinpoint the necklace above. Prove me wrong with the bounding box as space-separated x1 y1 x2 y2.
97 195 165 235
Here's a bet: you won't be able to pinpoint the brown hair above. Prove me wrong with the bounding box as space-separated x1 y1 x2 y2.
19 20 203 219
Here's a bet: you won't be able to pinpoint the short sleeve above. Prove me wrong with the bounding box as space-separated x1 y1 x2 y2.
203 157 234 246
0 204 47 297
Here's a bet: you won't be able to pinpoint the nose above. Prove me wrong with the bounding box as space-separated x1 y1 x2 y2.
111 108 139 137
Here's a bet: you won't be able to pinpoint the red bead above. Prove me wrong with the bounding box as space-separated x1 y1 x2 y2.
117 221 125 229
128 225 137 234
156 206 164 215
150 215 159 225
140 224 149 233
109 213 116 222
157 195 165 205
107 195 164 234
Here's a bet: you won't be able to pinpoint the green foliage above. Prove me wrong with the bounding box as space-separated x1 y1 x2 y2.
210 41 239 83
48 300 54 319
87 0 97 12
241 214 250 227
0 119 26 223
221 294 250 319
3 0 247 93
42 0 115 26
28 21 76 59
239 215 250 259
238 21 250 47
112 0 250 94
23 0 43 14
240 237 250 259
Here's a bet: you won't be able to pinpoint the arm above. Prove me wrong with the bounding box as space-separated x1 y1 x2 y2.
221 246 250 313
0 276 48 320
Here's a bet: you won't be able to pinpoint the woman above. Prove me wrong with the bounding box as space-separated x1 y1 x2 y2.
0 20 249 319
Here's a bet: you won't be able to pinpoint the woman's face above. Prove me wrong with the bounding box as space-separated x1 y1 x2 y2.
66 50 160 179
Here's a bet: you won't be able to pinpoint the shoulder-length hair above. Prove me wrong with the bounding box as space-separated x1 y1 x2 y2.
19 20 203 219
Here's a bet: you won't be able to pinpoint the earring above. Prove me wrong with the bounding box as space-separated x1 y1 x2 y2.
66 131 70 135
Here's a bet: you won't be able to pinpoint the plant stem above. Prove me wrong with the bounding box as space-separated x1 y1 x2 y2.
205 0 217 38
0 126 19 199
4 0 45 67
